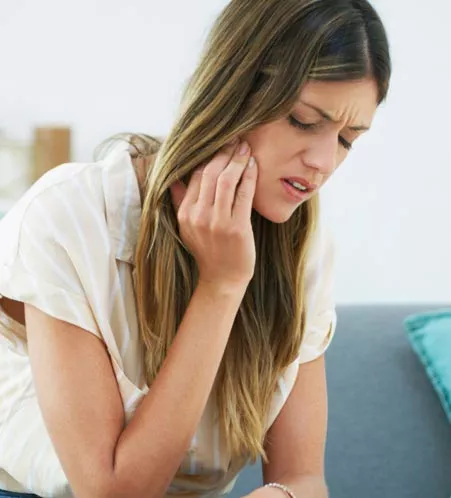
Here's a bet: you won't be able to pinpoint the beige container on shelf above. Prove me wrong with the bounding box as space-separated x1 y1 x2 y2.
0 133 33 213
32 126 71 182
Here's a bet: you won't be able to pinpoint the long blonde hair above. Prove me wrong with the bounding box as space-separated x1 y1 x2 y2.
100 0 391 463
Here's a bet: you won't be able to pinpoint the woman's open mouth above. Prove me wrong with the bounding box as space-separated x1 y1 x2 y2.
281 178 316 202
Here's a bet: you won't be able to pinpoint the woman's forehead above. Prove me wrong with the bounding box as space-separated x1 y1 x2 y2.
296 79 379 129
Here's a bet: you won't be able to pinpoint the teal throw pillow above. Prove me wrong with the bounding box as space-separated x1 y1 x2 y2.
404 309 451 423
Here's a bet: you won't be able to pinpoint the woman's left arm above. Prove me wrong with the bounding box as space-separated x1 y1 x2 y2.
244 354 329 498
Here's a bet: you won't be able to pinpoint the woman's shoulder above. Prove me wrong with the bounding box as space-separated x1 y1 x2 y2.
305 217 335 285
1 149 138 245
4 158 103 216
0 160 102 254
0 148 142 278
0 150 139 334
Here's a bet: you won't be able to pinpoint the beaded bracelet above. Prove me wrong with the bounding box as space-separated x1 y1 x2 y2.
264 482 297 498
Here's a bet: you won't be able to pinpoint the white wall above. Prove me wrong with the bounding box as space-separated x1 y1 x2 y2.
1 0 450 304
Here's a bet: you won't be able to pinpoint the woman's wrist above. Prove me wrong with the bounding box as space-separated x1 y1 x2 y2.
264 482 297 498
196 278 249 299
243 483 297 498
244 475 328 498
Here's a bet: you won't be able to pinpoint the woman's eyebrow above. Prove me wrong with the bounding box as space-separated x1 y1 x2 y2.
299 100 370 131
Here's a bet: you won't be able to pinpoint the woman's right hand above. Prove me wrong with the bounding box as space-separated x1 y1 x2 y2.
170 139 258 290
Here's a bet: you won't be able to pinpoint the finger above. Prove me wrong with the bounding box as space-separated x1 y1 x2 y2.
232 156 258 220
196 139 240 206
181 167 205 208
214 141 252 215
169 180 187 213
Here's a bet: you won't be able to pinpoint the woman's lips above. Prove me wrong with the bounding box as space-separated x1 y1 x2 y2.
283 176 318 192
280 179 310 202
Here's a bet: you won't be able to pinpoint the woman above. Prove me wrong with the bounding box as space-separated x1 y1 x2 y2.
0 0 391 497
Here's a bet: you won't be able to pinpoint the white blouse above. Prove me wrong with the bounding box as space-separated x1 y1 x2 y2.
0 148 336 497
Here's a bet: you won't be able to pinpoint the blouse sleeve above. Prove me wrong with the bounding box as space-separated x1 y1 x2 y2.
0 171 102 338
297 222 337 364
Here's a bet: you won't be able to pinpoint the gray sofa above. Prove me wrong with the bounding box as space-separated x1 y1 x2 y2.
231 305 451 498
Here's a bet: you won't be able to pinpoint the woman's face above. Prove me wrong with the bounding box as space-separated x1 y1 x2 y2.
243 77 379 223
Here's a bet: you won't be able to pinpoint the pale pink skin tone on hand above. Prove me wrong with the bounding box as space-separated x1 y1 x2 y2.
243 78 379 224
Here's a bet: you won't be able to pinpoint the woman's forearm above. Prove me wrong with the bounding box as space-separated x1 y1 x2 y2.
109 281 246 498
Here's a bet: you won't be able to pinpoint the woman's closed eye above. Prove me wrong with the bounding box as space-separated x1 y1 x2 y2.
287 115 353 151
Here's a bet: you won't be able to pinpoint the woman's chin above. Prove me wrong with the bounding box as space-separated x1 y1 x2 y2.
252 201 299 224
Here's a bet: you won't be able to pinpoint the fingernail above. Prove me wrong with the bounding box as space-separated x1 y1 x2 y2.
248 156 256 168
239 141 249 155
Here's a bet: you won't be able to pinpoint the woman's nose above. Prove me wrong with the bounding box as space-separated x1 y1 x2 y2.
301 133 338 176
